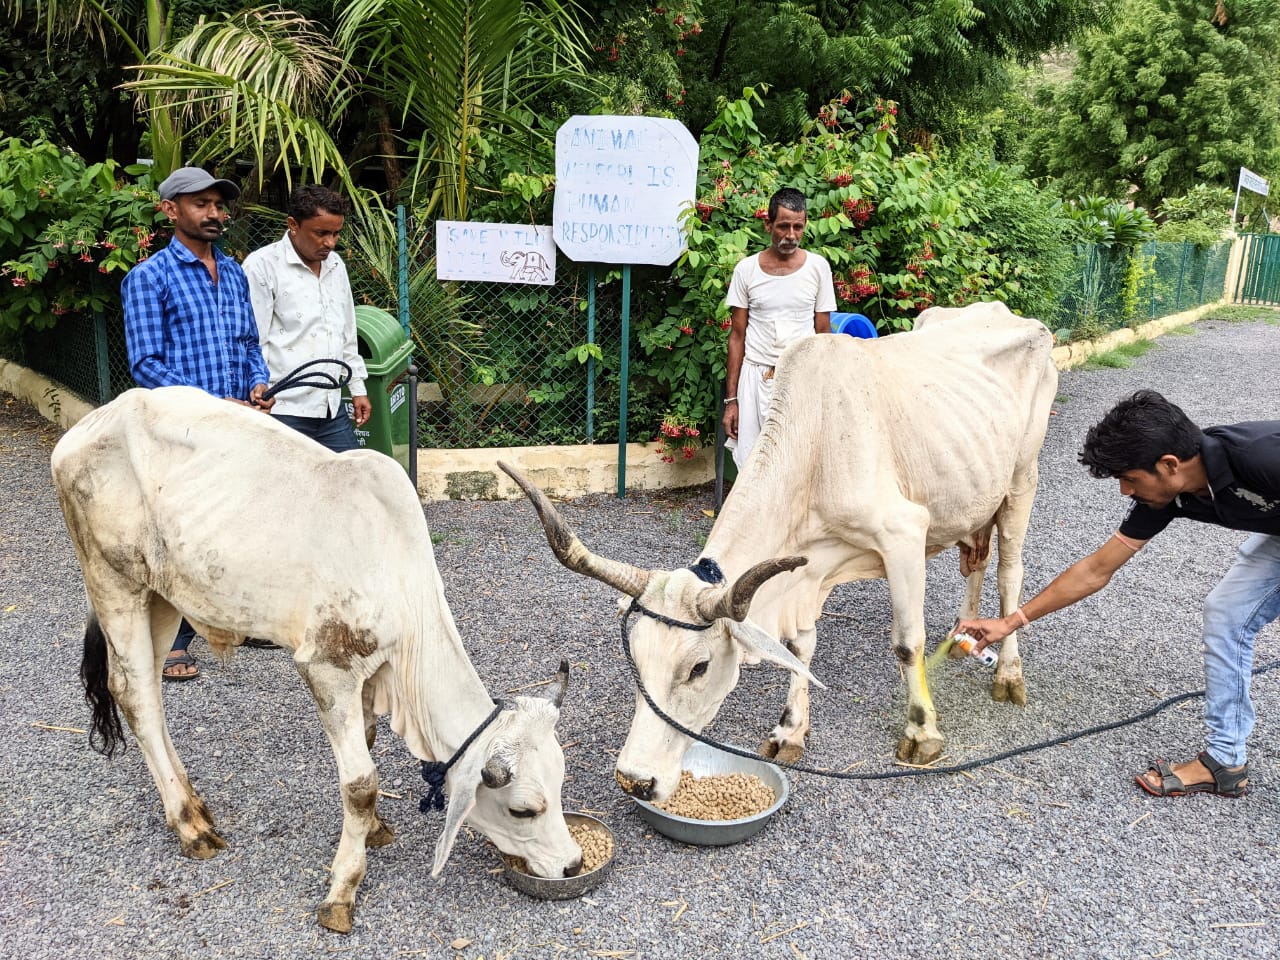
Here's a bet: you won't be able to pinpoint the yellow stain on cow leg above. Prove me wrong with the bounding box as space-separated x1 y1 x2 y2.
904 652 936 721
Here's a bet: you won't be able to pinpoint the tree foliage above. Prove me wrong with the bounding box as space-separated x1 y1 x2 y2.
1023 0 1280 208
0 19 142 164
577 0 1110 142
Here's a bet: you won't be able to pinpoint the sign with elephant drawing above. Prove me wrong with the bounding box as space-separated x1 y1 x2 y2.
435 221 557 285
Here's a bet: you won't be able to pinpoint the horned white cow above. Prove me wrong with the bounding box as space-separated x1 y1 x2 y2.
504 301 1057 801
50 387 580 933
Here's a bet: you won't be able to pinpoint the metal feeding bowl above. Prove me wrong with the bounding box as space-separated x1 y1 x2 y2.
498 812 616 900
632 741 790 846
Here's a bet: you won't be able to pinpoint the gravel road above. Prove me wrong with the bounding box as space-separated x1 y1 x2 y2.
1 314 1278 960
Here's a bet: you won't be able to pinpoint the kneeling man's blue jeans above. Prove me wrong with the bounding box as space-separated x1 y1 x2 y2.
1202 533 1280 766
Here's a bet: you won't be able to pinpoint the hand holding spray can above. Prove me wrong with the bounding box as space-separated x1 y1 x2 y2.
952 631 998 667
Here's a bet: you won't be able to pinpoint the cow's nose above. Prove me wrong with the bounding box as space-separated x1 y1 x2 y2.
563 857 583 878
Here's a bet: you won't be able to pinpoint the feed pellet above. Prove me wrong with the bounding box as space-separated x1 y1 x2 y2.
653 770 775 820
569 820 614 873
505 820 614 876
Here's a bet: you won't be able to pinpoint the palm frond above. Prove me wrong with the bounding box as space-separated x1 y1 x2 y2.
124 6 353 187
3 0 150 60
337 0 599 218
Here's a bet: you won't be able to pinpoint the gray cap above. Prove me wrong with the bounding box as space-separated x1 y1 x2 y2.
157 166 241 202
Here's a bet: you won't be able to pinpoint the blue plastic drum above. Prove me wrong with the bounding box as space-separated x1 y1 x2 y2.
829 312 878 339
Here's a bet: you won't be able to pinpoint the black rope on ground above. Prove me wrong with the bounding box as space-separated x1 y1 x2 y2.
621 602 1280 782
258 358 352 403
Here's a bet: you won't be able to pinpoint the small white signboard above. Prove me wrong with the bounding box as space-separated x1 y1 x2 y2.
1239 167 1270 197
435 221 556 285
553 116 699 265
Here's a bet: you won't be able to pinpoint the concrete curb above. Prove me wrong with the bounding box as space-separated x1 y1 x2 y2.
418 444 714 501
0 359 96 430
1050 300 1224 370
0 299 1235 501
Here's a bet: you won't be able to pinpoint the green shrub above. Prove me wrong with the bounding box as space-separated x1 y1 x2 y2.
476 89 1089 447
0 138 165 332
939 145 1077 325
637 88 1060 438
1154 184 1234 247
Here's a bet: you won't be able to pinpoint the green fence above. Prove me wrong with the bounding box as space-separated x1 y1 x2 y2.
1055 239 1233 337
1233 233 1280 305
8 213 641 448
221 214 636 448
3 234 1240 446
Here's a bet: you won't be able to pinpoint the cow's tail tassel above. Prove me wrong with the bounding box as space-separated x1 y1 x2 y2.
420 761 448 812
80 610 125 758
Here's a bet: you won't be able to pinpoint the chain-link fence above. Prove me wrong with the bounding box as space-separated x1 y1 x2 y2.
1 233 1243 446
4 296 132 407
1055 239 1233 337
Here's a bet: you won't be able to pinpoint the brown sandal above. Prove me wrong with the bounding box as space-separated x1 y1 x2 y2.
162 649 200 682
1135 751 1247 797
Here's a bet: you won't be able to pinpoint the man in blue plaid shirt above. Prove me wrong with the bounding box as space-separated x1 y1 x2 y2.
123 166 275 680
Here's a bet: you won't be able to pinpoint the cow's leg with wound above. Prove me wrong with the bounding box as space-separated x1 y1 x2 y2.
958 547 991 623
955 520 994 639
360 670 395 847
880 515 943 764
759 624 817 762
991 476 1038 706
295 658 381 933
102 588 226 857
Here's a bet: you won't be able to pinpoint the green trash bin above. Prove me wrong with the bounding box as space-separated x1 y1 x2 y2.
344 305 414 474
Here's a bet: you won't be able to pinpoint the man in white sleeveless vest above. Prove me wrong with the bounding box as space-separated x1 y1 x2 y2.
722 187 836 469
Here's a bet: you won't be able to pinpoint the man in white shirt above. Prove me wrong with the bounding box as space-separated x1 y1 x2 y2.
722 187 836 469
244 185 370 452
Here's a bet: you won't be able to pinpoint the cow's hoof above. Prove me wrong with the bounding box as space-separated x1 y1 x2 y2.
773 742 804 764
180 829 227 859
317 901 353 934
895 736 943 765
991 676 1027 706
759 736 804 762
366 819 395 848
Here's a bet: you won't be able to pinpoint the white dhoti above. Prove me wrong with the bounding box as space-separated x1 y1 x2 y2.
725 358 777 469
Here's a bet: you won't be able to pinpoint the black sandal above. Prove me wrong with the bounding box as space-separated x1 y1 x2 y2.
1135 750 1248 797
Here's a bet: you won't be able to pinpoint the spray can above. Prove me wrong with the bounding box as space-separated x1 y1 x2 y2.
952 632 998 667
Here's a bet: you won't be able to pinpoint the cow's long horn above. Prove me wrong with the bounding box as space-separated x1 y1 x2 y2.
697 556 808 623
498 461 651 598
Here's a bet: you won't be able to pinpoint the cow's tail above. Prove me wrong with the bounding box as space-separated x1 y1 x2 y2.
79 611 125 757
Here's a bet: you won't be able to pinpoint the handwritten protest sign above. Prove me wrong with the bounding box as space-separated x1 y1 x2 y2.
553 116 699 265
436 220 556 285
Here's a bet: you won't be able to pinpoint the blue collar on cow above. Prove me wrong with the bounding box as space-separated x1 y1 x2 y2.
626 597 714 632
688 557 725 584
419 699 510 813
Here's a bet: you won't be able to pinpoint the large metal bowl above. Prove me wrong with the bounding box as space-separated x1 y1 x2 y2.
631 741 789 846
497 812 616 900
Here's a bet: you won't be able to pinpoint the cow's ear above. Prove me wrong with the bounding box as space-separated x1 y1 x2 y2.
727 620 826 689
431 752 484 878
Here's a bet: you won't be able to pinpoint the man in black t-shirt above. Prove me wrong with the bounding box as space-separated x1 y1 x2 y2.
958 390 1280 797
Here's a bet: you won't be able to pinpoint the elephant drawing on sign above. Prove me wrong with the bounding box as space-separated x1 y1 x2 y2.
501 249 552 283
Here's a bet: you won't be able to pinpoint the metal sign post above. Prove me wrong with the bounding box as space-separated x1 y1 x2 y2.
551 115 700 498
1232 166 1271 229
